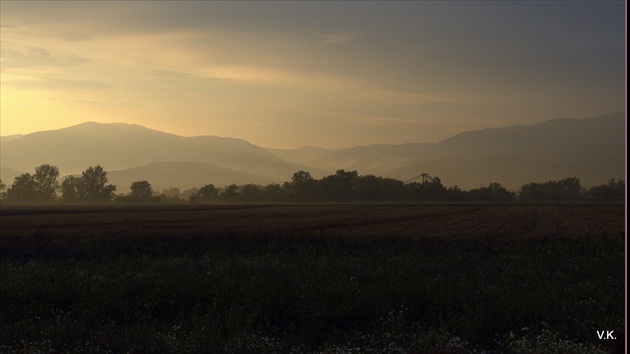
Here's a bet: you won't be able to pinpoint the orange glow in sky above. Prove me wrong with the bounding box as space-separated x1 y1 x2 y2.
0 2 625 148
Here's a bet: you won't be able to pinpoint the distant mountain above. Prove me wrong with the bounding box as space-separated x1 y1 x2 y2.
0 134 24 143
265 145 336 167
0 122 324 188
386 112 625 189
430 111 624 159
266 112 625 189
0 112 624 191
1 122 275 172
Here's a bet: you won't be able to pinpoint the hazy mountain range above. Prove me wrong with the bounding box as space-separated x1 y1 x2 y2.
1 112 625 192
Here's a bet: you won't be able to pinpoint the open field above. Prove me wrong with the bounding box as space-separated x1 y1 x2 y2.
0 204 625 353
1 203 624 240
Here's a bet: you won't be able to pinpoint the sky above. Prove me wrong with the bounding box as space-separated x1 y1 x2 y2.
0 1 625 149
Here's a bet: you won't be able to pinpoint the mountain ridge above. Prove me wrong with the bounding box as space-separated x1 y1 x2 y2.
0 111 624 190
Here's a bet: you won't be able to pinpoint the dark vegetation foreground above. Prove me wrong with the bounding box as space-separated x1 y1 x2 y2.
0 204 625 353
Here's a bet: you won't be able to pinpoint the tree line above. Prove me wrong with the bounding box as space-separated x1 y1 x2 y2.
0 164 624 204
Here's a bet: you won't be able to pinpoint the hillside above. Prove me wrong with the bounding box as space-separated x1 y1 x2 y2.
0 112 625 191
267 112 625 189
0 122 323 187
385 112 625 189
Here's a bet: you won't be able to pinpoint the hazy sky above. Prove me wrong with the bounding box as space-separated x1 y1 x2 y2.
0 1 625 148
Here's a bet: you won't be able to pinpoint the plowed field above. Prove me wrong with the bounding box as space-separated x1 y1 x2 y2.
1 204 624 240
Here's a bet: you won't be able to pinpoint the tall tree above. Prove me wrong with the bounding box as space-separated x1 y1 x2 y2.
586 178 625 200
33 164 60 201
78 165 117 202
5 165 60 202
130 180 153 202
469 182 515 201
194 184 219 202
6 173 38 202
61 175 81 202
291 170 317 201
162 187 181 200
407 176 447 201
239 184 263 202
263 183 284 202
181 187 199 201
518 177 581 201
321 169 359 201
221 184 239 201
557 177 581 200
0 179 6 200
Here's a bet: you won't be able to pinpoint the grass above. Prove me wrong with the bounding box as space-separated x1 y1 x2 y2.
0 205 625 353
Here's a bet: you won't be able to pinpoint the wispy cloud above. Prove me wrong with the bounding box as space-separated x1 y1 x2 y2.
1 47 89 68
5 78 112 91
0 24 32 39
58 33 90 42
0 1 624 148
151 70 224 83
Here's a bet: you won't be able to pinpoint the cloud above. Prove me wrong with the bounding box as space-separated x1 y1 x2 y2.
5 78 112 91
1 47 89 68
0 1 624 148
0 24 32 39
58 33 90 42
151 70 224 84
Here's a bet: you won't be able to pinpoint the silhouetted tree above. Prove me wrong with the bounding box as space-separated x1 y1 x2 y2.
585 178 625 200
221 184 239 201
5 164 61 202
518 177 581 201
182 187 199 201
281 181 293 200
557 177 581 200
291 170 318 201
130 180 153 202
6 173 38 202
320 170 358 201
518 182 543 201
407 176 447 201
162 187 182 200
353 174 378 200
192 184 219 202
469 182 515 202
61 175 81 202
0 179 6 200
33 164 60 202
239 184 263 202
263 183 285 202
381 177 408 201
77 165 117 202
445 185 466 201
353 174 405 201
